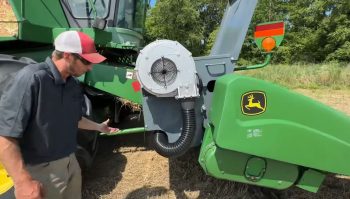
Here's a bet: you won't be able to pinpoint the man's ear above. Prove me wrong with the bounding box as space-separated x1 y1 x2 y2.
63 52 73 62
63 52 70 59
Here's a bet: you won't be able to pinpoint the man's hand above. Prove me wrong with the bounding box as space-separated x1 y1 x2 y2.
78 117 119 134
98 119 119 134
14 178 43 199
0 137 43 199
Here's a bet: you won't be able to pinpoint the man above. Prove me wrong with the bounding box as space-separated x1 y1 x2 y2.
0 31 118 199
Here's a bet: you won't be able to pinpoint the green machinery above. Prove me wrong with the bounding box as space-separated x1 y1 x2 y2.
0 0 350 196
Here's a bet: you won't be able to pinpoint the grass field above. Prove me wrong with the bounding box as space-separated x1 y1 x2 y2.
238 63 350 90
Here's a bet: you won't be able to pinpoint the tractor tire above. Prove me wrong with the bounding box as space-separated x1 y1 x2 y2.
76 129 99 171
75 145 93 171
0 55 35 97
0 55 35 198
76 95 99 171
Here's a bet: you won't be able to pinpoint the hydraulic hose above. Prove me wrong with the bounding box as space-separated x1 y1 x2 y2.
152 100 196 158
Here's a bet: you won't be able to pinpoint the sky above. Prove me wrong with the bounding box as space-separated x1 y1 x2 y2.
150 0 156 7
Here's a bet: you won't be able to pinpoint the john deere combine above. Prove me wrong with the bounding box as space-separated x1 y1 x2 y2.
1 0 350 197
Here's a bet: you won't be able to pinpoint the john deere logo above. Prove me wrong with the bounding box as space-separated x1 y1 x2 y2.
241 91 267 116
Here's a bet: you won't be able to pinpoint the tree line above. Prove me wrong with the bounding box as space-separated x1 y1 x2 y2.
145 0 350 64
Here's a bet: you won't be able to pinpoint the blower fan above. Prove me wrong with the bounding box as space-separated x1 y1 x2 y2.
135 40 199 98
150 57 178 88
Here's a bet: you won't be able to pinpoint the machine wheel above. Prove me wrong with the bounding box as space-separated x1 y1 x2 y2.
0 55 36 97
75 145 93 171
75 94 99 171
76 130 99 171
0 55 34 197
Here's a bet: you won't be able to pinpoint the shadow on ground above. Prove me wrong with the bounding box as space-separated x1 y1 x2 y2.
82 131 150 199
125 186 168 199
82 136 127 199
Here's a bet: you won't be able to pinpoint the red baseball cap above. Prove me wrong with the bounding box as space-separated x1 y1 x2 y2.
54 31 106 64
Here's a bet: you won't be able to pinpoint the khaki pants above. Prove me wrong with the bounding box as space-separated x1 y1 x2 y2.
26 153 82 199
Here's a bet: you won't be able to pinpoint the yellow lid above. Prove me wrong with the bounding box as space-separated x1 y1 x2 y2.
0 163 13 194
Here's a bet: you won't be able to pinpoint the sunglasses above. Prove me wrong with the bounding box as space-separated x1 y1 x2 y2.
72 53 92 65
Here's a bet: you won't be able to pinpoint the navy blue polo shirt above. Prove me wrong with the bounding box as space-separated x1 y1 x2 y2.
0 57 84 164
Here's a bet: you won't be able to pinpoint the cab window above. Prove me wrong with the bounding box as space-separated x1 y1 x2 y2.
65 0 110 19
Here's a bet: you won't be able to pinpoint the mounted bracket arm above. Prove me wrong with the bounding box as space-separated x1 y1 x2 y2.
235 21 285 71
234 53 272 71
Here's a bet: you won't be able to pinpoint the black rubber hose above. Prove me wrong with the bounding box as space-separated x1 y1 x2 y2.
152 100 196 157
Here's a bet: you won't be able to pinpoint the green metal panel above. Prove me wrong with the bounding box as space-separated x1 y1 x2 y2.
244 156 267 181
19 22 53 43
7 1 144 49
209 74 350 176
9 0 69 43
10 0 68 25
100 127 145 136
0 48 52 62
53 28 112 46
22 1 69 27
198 127 299 190
296 169 326 193
84 64 142 104
0 37 17 42
255 36 284 49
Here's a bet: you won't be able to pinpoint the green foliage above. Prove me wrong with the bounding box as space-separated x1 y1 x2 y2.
146 0 350 63
204 26 220 55
326 41 350 62
145 0 226 56
240 0 350 64
196 0 226 51
145 0 203 55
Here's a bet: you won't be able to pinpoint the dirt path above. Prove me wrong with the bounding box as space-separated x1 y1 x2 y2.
294 89 350 115
82 89 350 199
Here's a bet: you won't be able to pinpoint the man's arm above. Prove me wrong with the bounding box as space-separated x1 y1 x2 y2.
78 117 118 133
0 136 43 199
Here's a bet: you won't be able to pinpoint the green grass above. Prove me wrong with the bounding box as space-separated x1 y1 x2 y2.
238 63 350 90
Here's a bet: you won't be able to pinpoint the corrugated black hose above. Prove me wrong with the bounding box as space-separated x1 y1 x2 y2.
152 100 196 157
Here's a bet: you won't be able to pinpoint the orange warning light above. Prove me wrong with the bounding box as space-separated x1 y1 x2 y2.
262 37 276 52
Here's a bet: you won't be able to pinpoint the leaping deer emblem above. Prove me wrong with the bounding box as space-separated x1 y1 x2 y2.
245 94 265 111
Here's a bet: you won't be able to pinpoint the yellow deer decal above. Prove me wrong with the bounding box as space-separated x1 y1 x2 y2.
245 94 265 111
